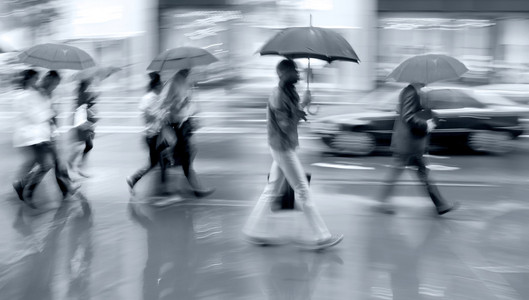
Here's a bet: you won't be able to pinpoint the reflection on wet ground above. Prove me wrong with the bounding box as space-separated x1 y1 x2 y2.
1 184 528 299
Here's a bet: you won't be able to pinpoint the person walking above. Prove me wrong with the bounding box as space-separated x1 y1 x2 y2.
69 79 98 178
12 69 55 207
127 72 169 193
376 83 459 215
242 59 343 250
34 70 79 198
162 69 214 198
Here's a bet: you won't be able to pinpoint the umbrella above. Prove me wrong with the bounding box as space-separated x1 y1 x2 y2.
71 66 122 82
387 54 468 84
259 15 359 114
17 43 96 70
147 47 218 72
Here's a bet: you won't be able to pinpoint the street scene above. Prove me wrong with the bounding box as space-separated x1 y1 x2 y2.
1 0 529 299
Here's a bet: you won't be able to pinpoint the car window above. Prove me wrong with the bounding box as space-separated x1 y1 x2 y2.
427 90 485 109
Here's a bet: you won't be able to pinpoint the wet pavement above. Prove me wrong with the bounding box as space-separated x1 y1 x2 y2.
1 129 529 299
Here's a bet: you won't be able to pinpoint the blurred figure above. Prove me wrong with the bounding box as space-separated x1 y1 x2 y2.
36 70 79 198
127 72 168 193
376 83 458 215
243 59 342 250
163 69 214 198
12 69 56 207
69 79 98 178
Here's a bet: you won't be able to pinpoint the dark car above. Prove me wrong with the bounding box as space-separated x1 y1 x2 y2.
311 88 529 155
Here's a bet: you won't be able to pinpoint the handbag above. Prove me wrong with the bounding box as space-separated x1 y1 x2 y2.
268 173 311 211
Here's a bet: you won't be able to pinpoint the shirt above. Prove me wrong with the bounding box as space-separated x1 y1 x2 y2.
139 91 163 137
12 89 54 147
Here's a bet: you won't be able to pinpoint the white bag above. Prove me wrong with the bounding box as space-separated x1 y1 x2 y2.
73 104 88 128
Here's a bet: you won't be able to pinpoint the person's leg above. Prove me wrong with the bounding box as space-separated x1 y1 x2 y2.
242 160 287 243
128 136 159 189
412 155 454 213
379 154 408 203
81 134 94 161
271 149 332 243
13 146 38 200
25 143 54 200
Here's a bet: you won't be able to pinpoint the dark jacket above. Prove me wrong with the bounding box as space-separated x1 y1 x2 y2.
267 83 306 151
390 84 429 155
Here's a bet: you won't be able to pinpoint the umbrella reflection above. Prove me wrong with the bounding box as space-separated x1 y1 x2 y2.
1 195 93 300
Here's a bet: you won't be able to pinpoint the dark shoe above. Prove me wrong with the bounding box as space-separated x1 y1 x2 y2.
299 234 344 251
437 202 460 215
193 188 215 198
126 176 136 194
13 181 24 201
374 203 396 215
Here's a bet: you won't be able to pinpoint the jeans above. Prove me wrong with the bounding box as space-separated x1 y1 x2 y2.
171 122 202 191
243 148 331 242
379 154 447 208
130 135 166 184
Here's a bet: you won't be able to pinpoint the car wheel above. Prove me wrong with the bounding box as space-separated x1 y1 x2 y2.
467 131 514 154
330 132 376 156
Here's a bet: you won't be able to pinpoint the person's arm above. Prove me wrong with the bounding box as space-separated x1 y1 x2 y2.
401 88 427 133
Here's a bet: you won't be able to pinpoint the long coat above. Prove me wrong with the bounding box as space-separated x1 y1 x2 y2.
390 84 430 155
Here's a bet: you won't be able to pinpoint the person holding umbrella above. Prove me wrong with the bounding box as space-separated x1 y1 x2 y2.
376 54 465 215
162 69 214 198
242 59 343 250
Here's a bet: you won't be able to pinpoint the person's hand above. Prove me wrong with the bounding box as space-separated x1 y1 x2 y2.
426 119 437 132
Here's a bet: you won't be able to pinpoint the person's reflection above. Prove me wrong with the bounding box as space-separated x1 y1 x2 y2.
5 194 93 300
128 200 197 300
365 216 446 300
254 246 343 299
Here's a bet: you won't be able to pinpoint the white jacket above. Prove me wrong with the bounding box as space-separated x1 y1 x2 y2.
12 89 54 148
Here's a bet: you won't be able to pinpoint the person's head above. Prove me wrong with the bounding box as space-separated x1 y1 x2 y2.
19 69 39 90
177 69 190 79
40 70 61 94
276 59 299 85
78 79 92 93
147 72 162 94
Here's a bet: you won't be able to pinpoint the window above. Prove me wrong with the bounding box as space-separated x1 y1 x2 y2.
427 89 485 109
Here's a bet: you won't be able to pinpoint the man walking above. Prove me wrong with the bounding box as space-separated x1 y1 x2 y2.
376 82 458 215
243 59 342 250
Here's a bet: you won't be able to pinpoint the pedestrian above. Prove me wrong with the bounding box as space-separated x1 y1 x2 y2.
69 79 98 178
162 69 214 198
35 70 79 197
242 59 343 250
376 82 459 215
12 69 56 207
126 72 169 193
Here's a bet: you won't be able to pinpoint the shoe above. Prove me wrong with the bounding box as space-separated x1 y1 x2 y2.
374 203 396 215
126 176 136 194
77 170 91 178
193 188 215 198
13 181 24 201
298 234 344 251
437 202 460 215
243 235 287 246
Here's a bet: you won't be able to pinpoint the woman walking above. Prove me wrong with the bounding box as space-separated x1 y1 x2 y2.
69 79 98 178
127 72 169 193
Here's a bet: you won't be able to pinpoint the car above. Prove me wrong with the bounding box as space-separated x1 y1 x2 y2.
311 87 529 155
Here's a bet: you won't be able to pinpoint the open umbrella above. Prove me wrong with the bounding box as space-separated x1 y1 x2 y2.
387 54 468 84
147 47 218 72
259 16 359 114
17 43 95 70
71 66 122 82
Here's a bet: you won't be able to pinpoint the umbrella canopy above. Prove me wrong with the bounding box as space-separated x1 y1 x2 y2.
17 43 96 70
147 47 218 72
387 54 468 84
259 27 360 63
71 66 122 82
